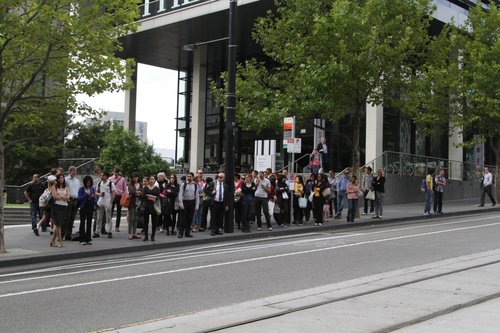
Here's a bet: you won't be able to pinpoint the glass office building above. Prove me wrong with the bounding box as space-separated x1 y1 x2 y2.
118 0 496 173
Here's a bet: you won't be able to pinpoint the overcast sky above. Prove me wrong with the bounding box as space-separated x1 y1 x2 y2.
76 63 179 152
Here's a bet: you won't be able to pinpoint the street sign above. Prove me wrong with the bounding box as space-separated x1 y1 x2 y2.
287 137 302 153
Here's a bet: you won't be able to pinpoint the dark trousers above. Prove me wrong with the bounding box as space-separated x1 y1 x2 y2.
480 185 496 205
293 196 304 223
279 199 290 225
241 200 253 231
167 198 178 231
254 197 271 228
143 209 158 239
63 198 79 238
313 196 324 223
305 199 312 221
201 202 210 229
79 202 94 243
111 195 123 228
179 200 195 236
433 191 443 213
234 201 242 228
363 190 374 213
29 202 42 230
348 199 358 222
329 196 337 216
210 201 225 232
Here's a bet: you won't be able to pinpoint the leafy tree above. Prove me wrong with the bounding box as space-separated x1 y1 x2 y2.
212 0 437 171
0 1 139 252
98 126 170 178
407 3 500 199
64 120 111 159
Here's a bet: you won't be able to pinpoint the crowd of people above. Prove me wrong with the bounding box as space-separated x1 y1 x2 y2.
21 163 495 248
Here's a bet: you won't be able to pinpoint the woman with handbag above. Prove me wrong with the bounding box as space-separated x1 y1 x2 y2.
240 173 256 233
362 167 375 215
346 175 360 222
127 172 142 240
372 169 386 219
142 175 160 241
276 174 290 227
304 174 315 223
165 174 179 235
313 174 328 226
293 175 305 225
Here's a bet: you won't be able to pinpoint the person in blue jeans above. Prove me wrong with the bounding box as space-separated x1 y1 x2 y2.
335 169 351 219
24 174 45 235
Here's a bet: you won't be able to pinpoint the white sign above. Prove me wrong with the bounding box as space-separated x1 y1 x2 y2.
286 138 302 153
255 155 273 171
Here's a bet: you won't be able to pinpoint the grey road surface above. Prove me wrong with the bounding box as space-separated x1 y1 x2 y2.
0 212 499 333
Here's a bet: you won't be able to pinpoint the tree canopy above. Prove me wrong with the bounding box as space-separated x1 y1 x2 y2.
98 126 170 178
0 0 140 252
213 0 437 170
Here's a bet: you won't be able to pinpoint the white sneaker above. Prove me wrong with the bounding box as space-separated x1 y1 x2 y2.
362 212 367 215
268 227 273 231
257 227 262 231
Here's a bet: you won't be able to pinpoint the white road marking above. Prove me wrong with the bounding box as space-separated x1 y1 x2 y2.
1 220 500 298
1 214 497 279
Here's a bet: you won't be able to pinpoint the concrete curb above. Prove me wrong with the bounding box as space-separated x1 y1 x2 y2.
1 206 498 268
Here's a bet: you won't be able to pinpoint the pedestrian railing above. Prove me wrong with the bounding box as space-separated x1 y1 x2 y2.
362 151 494 182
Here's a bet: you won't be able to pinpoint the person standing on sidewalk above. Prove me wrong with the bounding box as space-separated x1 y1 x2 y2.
142 175 160 242
424 169 435 216
479 166 496 207
335 169 351 219
434 169 446 214
372 169 385 219
94 171 115 239
64 166 81 240
110 168 127 232
127 172 142 240
50 174 69 247
77 176 96 245
210 172 228 236
327 171 337 218
24 173 45 236
240 173 256 233
312 173 328 226
362 167 374 215
177 172 199 238
254 171 273 231
346 175 360 223
165 174 179 235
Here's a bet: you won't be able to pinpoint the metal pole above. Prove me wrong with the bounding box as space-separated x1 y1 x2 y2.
224 0 237 233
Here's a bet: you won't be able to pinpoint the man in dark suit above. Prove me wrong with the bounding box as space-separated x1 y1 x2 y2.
317 137 328 171
210 172 229 236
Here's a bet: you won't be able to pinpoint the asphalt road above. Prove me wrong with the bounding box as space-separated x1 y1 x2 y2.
1 212 499 333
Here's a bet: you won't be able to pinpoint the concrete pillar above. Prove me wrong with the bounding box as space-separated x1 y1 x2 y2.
365 102 383 170
448 124 463 180
188 45 207 172
124 63 138 133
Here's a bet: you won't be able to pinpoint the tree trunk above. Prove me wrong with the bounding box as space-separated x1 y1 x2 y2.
0 136 6 253
351 105 362 174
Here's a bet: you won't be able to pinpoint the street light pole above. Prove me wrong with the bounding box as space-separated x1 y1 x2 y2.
224 0 237 233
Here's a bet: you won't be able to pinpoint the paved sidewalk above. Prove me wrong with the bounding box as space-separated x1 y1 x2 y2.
107 249 500 333
1 198 498 267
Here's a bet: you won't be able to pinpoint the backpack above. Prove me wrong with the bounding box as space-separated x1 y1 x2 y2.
420 179 427 192
98 181 113 194
39 190 52 208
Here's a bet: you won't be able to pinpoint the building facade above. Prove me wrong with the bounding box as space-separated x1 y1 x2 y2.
118 0 496 174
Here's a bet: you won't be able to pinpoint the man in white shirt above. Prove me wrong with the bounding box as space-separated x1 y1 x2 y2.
479 166 496 207
64 166 81 240
94 170 116 238
254 171 272 231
